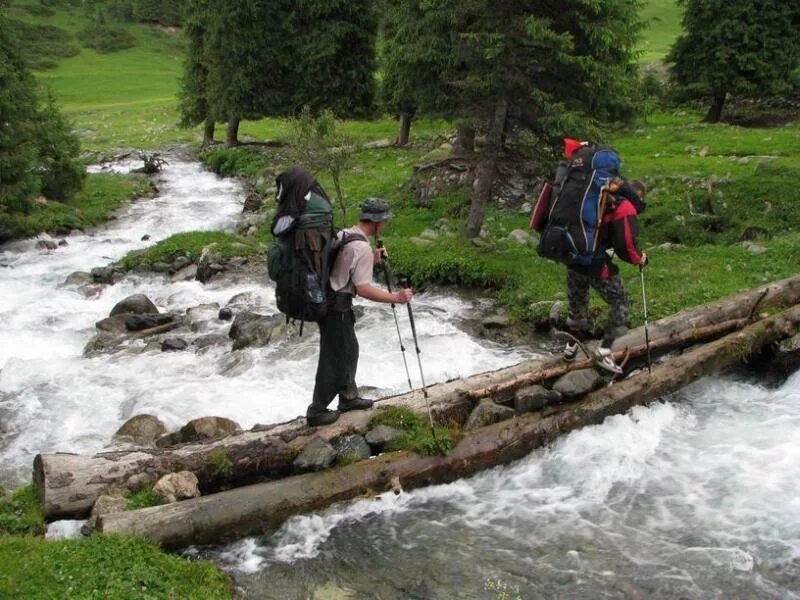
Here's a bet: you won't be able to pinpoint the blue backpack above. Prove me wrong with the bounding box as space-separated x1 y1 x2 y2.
536 144 622 266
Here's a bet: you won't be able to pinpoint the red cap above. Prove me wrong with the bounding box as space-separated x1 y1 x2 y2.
564 138 586 159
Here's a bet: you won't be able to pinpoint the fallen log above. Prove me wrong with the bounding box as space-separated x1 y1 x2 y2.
35 273 800 520
99 303 800 548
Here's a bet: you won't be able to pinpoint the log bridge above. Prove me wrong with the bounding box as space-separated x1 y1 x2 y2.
33 274 800 549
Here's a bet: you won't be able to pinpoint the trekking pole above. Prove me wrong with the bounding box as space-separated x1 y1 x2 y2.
640 264 652 375
377 240 439 448
400 275 438 444
375 239 413 392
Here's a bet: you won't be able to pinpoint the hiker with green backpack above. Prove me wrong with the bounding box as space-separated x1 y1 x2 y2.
267 167 412 427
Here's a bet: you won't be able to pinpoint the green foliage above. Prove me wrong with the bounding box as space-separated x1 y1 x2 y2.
0 172 151 242
668 0 800 121
287 107 357 227
117 231 258 269
0 10 41 215
36 92 86 200
200 147 269 179
77 23 136 53
124 488 157 510
0 485 44 536
6 18 78 70
0 535 232 599
206 449 233 478
369 406 457 456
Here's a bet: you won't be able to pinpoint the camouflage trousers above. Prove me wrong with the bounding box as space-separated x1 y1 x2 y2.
566 267 632 348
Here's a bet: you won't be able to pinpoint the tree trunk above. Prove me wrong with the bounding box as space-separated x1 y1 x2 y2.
35 274 800 520
395 111 412 147
464 94 508 238
98 303 800 549
202 118 215 147
225 117 240 147
452 124 475 157
704 92 726 123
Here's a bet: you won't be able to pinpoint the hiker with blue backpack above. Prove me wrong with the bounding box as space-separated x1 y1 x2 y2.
267 167 412 427
532 139 648 374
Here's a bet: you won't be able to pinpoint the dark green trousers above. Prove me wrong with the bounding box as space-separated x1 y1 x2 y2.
309 306 359 414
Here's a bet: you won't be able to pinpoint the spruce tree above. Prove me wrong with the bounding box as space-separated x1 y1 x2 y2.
380 0 642 237
668 0 800 123
0 9 41 214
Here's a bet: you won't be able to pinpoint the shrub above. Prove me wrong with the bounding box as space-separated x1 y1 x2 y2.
77 24 136 53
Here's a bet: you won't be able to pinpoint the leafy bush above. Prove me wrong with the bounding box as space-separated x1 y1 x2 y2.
0 485 44 536
78 24 136 53
200 147 269 179
7 19 78 70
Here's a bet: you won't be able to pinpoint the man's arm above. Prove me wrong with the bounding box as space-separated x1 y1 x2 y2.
355 283 412 304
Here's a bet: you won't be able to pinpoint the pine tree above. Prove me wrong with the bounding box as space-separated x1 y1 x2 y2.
35 92 85 201
178 0 215 144
668 0 800 123
0 9 40 214
380 0 642 237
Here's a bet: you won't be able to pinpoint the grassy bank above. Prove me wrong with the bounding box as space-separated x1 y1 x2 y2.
117 230 260 270
0 172 152 243
0 485 231 599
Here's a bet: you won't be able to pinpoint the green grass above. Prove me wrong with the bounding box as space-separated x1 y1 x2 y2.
0 485 44 536
0 172 152 242
369 406 457 456
124 488 158 511
0 535 232 599
117 231 260 269
639 0 683 64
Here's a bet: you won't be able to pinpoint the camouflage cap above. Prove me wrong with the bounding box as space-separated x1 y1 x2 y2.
358 198 392 222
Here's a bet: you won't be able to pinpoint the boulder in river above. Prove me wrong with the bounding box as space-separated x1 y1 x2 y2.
113 414 168 447
196 244 226 283
228 311 287 350
161 338 188 352
156 416 241 448
124 313 175 332
63 271 92 286
110 294 158 317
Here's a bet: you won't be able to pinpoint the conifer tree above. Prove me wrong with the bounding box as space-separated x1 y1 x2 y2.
0 9 42 214
381 0 642 237
668 0 800 123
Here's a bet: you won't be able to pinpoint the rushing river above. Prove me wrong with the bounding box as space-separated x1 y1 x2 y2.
2 158 798 599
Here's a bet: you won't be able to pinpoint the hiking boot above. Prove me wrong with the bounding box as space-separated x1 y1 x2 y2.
306 408 340 427
564 342 578 362
337 397 375 412
594 347 623 375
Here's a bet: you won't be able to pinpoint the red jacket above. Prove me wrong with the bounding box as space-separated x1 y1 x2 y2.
602 197 644 266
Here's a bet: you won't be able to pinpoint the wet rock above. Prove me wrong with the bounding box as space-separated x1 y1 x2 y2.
170 263 197 282
332 434 371 464
553 368 602 398
124 313 175 332
463 400 515 431
775 332 800 372
293 437 337 473
225 291 261 311
81 493 127 535
196 244 226 283
243 189 264 212
151 261 171 273
110 293 158 317
514 385 561 413
91 266 115 284
161 338 188 351
229 311 287 350
152 471 200 504
227 256 248 269
36 239 58 251
365 425 404 453
142 341 163 353
180 416 240 442
57 239 68 247
171 256 192 272
114 414 168 446
78 283 106 298
95 314 130 334
141 234 151 241
63 271 92 286
83 332 125 357
187 303 221 333
218 307 233 321
481 314 510 329
192 334 230 351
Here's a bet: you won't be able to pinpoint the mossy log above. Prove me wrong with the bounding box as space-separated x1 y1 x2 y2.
34 274 800 520
99 303 800 549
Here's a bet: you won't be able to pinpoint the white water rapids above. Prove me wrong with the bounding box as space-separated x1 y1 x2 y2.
2 158 798 598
